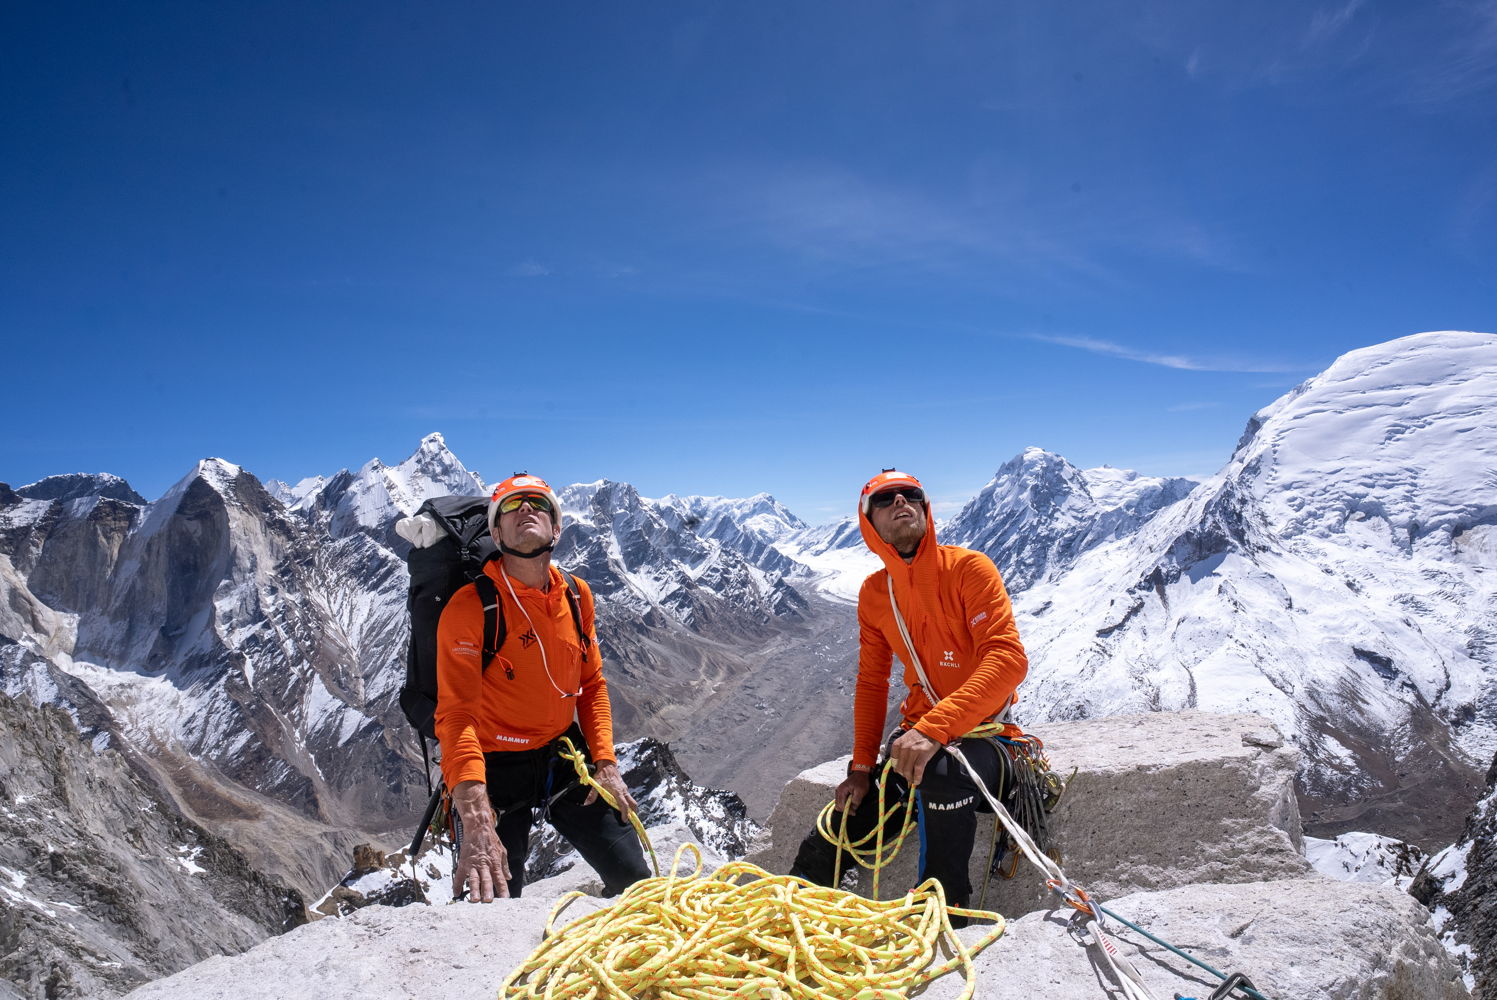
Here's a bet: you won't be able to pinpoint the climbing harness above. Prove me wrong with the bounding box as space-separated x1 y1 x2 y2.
502 844 1008 1000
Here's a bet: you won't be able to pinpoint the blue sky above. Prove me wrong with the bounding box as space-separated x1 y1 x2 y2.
3 2 1494 520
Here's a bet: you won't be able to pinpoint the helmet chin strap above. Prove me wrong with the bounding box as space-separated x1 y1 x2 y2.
499 541 555 559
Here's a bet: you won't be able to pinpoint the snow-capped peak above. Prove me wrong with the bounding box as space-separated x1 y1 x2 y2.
16 472 145 505
1224 330 1496 541
939 448 1197 590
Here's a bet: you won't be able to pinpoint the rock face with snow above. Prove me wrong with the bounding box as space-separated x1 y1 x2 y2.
942 449 1198 591
118 711 1469 1000
1414 746 1497 998
0 689 304 1000
1305 831 1429 889
15 473 145 506
1011 331 1496 849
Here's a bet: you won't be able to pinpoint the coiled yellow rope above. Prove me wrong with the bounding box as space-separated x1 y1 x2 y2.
501 844 1006 1000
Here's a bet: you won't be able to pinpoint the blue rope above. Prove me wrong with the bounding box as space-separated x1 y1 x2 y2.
1097 904 1271 1000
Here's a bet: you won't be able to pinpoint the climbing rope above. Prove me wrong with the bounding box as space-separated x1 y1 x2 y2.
813 765 917 899
555 736 661 878
501 843 1008 1000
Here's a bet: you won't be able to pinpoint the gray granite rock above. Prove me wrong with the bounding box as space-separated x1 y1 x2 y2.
748 710 1310 918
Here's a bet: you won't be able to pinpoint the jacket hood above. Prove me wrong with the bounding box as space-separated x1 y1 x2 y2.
859 477 967 659
858 492 938 573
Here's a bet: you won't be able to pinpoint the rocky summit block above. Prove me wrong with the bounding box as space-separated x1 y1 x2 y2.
749 710 1312 918
119 711 1468 1000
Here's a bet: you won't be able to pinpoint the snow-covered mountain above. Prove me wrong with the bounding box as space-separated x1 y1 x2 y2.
774 452 1198 602
1013 331 1496 847
0 435 822 902
558 480 807 628
942 448 1199 591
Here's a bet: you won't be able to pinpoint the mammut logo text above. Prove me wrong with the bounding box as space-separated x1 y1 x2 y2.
452 640 480 659
969 611 987 626
925 796 974 811
493 733 529 744
519 628 538 649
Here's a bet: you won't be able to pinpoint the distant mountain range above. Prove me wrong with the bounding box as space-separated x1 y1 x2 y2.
1 331 1493 994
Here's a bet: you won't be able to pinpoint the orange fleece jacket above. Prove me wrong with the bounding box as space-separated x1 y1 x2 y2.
434 561 615 789
851 500 1028 769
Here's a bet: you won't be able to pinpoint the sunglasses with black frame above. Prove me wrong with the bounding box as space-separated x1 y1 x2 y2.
868 486 926 509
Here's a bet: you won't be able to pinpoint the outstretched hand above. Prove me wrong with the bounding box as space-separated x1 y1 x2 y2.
584 761 639 824
451 780 510 902
889 729 942 787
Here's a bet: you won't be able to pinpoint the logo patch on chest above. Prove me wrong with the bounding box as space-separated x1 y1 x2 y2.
518 628 538 649
941 650 959 668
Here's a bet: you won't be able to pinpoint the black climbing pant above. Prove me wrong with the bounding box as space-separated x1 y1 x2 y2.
788 735 1008 910
481 723 649 898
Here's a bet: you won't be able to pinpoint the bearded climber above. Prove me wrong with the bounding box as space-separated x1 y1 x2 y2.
436 473 649 902
789 469 1029 913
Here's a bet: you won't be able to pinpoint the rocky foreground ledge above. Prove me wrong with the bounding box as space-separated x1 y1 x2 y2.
123 712 1470 1000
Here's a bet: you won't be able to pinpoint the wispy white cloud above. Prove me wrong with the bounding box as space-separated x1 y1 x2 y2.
1030 333 1307 374
1399 0 1497 105
507 259 551 278
1304 0 1367 48
1449 163 1497 253
696 161 1239 293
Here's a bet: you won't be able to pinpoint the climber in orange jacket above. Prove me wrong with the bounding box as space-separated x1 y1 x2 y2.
790 469 1029 911
436 474 648 902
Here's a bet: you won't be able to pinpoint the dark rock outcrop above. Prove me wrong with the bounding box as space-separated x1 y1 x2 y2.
1413 746 1497 998
0 690 304 1000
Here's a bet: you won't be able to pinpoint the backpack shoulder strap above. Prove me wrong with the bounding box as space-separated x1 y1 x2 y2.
557 569 593 664
471 572 506 673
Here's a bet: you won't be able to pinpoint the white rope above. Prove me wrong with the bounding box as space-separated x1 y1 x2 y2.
884 575 1163 1000
499 562 580 700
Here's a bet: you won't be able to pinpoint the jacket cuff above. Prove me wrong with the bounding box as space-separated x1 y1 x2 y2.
911 721 948 745
443 756 487 788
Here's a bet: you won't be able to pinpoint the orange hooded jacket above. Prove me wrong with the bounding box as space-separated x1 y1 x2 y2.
850 491 1028 770
434 560 615 790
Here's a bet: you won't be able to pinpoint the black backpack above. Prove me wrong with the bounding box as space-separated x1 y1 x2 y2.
398 495 592 746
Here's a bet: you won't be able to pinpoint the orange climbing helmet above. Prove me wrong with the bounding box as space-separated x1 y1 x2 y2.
859 469 926 516
488 473 563 532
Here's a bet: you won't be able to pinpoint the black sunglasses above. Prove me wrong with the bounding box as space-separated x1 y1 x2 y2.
868 486 925 509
